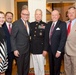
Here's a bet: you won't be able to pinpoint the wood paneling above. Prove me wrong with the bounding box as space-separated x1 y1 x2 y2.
46 3 74 21
15 0 27 2
47 0 76 3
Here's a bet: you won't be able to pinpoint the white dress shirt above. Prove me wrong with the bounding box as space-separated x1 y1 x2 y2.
6 22 12 30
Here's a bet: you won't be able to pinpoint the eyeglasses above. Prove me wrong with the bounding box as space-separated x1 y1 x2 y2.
21 13 29 16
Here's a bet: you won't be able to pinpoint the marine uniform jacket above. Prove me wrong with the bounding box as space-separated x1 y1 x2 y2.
30 20 47 54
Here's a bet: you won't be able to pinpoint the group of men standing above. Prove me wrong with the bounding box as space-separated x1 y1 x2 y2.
2 6 76 75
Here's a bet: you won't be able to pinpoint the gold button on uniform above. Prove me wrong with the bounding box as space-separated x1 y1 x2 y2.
40 30 42 31
35 27 37 29
34 35 36 37
36 24 38 26
34 31 36 33
40 32 42 35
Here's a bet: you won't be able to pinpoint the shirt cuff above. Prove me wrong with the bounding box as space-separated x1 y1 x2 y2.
57 51 61 54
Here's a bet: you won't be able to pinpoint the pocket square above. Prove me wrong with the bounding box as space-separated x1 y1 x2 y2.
56 27 60 30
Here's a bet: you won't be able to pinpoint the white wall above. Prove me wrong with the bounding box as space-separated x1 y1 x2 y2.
28 0 46 22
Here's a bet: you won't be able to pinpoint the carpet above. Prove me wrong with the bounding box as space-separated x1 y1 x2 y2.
29 70 64 75
29 70 49 75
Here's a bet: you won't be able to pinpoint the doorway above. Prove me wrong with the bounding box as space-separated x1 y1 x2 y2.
14 0 28 20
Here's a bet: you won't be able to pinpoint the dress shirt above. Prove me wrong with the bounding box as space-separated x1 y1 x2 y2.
67 19 76 29
6 22 12 30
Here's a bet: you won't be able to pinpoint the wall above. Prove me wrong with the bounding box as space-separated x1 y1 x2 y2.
0 0 76 21
0 0 14 20
28 0 46 22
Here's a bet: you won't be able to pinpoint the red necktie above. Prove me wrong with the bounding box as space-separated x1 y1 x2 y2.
67 21 71 36
49 23 55 44
8 24 11 34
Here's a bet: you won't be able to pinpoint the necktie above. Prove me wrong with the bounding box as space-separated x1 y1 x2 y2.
24 23 27 30
67 21 71 36
49 23 55 44
8 24 11 34
24 23 29 35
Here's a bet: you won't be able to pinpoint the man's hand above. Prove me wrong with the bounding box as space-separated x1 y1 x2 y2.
43 51 47 57
14 50 20 57
55 51 61 58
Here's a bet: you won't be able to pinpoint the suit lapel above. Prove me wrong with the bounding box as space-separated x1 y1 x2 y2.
48 22 52 33
27 22 30 35
68 21 76 38
20 19 29 36
3 23 10 35
70 21 76 33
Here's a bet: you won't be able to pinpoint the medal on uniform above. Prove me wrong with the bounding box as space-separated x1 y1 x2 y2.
41 24 45 29
38 25 41 29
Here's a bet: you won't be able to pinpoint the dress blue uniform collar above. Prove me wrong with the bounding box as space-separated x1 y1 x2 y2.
35 20 42 24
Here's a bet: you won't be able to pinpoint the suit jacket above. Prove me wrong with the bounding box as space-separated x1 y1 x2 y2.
11 19 30 54
2 22 12 54
65 21 76 56
45 20 67 55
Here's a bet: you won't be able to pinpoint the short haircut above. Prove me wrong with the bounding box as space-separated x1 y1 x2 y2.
67 6 76 14
21 5 28 14
0 11 4 15
68 6 76 10
5 12 13 16
22 5 28 10
35 9 42 14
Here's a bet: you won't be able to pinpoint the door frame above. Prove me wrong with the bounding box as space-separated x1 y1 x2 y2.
14 0 28 20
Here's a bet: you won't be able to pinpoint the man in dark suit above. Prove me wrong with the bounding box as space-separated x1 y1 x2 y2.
45 10 67 75
11 8 30 75
2 12 14 75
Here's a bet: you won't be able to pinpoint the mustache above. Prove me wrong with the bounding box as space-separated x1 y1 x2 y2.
7 18 12 20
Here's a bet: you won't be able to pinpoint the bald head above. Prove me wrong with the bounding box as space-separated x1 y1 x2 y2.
51 10 60 22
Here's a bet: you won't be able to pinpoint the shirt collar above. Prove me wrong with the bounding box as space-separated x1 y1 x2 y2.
21 18 28 25
6 22 12 28
68 18 76 23
35 20 42 24
52 21 57 26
